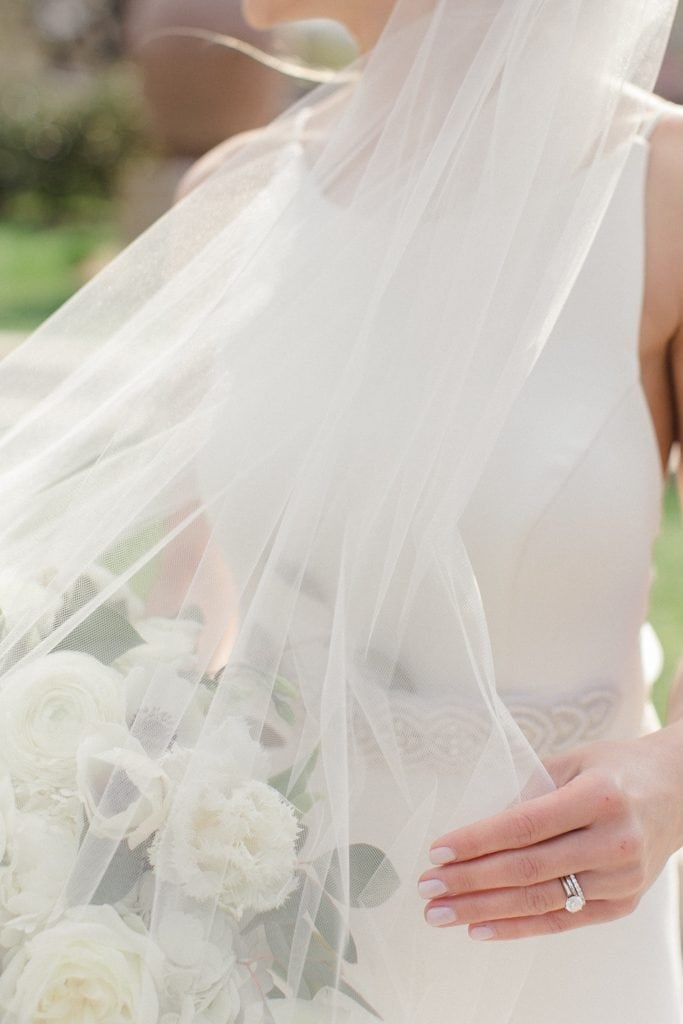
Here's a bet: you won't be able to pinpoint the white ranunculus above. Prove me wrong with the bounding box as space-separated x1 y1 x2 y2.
0 905 162 1024
0 811 79 952
115 616 202 677
77 722 173 849
0 652 126 803
150 730 298 919
268 989 379 1024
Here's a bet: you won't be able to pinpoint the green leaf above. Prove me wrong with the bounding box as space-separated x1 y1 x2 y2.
300 956 338 998
55 605 144 665
269 746 319 805
264 922 293 970
91 837 151 905
314 890 357 964
273 674 298 700
338 980 381 1019
273 694 295 724
317 844 400 909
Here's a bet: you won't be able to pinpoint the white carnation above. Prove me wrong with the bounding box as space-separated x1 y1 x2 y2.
77 722 173 849
123 665 208 748
115 616 202 677
150 732 298 919
160 715 269 794
0 905 162 1024
0 652 126 804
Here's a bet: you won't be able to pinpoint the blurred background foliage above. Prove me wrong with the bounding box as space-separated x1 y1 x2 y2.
0 0 354 329
0 1 682 719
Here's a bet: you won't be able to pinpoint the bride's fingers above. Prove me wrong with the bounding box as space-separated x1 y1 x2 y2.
421 869 631 928
429 772 599 866
465 896 640 941
419 829 603 896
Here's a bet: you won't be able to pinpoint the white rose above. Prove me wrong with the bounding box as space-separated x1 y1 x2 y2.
0 652 126 803
150 730 298 919
268 989 378 1024
0 811 78 951
77 722 173 849
0 773 16 865
0 905 162 1024
115 616 202 677
157 909 242 1022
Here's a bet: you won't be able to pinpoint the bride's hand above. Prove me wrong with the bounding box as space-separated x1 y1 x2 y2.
417 724 683 940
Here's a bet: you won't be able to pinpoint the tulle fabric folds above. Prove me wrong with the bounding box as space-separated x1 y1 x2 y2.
0 2 676 1022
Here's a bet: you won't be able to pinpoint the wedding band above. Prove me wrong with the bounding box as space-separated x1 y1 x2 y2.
560 873 586 913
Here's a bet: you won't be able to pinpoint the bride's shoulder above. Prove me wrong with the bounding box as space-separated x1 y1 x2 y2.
174 127 269 203
643 96 683 237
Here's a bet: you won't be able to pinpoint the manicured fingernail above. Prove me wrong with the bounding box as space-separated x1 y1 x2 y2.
429 846 456 865
426 906 457 927
470 925 495 941
418 879 448 900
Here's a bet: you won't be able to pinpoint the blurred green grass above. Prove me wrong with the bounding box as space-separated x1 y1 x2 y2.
0 217 682 723
651 479 683 722
0 220 116 331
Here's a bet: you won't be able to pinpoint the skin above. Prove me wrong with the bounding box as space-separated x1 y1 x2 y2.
242 0 395 53
179 0 683 941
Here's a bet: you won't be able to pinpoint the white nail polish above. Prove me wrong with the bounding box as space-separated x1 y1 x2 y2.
426 906 457 927
429 846 456 865
470 925 495 941
418 879 448 899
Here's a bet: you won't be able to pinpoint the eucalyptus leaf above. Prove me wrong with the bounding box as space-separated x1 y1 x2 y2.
338 980 381 1019
300 957 338 998
55 605 144 665
317 844 400 908
273 695 295 724
264 921 293 970
269 747 319 803
91 837 151 905
314 890 358 964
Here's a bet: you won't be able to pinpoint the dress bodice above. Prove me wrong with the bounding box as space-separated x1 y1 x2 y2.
457 128 665 753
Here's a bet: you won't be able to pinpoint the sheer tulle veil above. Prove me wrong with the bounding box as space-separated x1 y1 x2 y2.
0 2 676 1022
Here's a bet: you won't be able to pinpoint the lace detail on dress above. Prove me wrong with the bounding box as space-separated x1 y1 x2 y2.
351 685 621 767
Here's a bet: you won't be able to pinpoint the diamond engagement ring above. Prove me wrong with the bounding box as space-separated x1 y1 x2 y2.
560 873 586 913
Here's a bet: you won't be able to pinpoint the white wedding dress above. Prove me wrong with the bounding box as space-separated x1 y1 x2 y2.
196 98 683 1022
455 102 683 1023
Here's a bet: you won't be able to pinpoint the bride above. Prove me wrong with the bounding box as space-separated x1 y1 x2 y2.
0 1 681 1022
